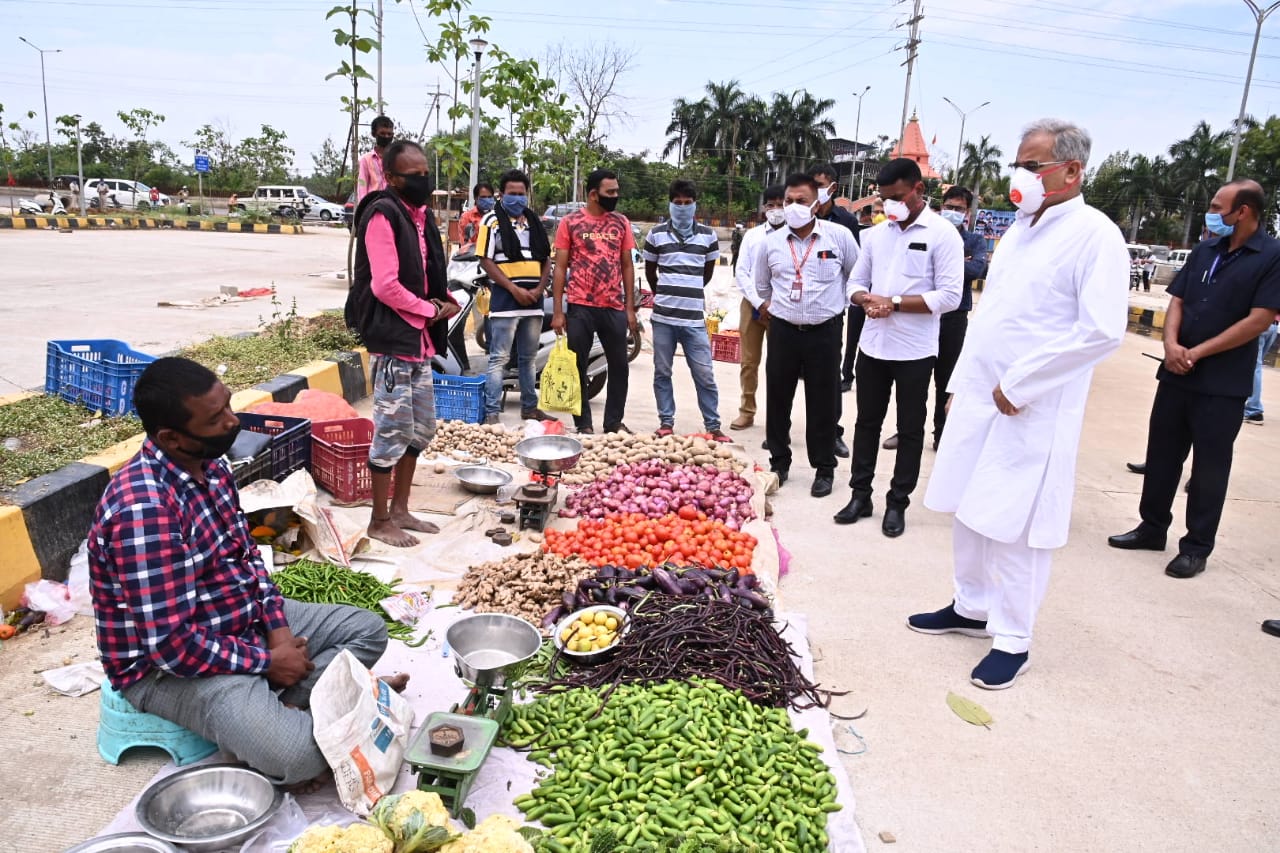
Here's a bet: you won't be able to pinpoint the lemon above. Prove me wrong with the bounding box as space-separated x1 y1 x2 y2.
593 611 610 626
604 616 618 631
559 629 573 643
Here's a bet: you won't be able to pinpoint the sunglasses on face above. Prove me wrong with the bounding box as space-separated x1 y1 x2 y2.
1009 160 1068 173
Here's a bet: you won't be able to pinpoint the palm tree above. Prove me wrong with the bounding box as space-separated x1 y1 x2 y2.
1168 120 1229 246
663 97 707 165
1116 154 1165 242
959 135 1003 201
765 90 835 177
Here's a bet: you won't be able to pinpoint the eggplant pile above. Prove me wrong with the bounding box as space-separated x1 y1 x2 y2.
541 564 771 630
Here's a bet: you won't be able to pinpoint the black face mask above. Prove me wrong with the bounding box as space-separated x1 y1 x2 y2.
597 195 619 212
176 424 242 460
390 172 433 207
374 136 392 149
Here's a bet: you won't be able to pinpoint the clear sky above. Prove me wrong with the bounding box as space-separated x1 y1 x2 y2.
3 0 1278 179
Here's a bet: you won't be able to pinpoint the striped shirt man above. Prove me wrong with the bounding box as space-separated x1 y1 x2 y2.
476 210 542 318
642 221 720 328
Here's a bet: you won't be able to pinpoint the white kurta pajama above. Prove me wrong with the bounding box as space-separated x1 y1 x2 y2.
924 195 1129 653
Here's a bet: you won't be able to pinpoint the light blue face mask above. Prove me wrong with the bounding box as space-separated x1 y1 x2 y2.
940 209 967 227
1204 211 1234 236
669 201 696 233
476 196 495 213
501 194 527 216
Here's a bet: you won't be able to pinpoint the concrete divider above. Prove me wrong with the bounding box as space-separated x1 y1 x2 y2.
0 346 372 609
0 215 304 234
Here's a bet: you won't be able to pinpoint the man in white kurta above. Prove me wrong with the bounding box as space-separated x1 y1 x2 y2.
911 119 1130 689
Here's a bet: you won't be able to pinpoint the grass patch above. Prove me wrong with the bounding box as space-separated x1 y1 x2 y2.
178 308 359 391
0 396 142 491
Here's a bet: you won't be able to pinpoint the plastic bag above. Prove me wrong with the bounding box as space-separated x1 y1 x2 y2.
237 793 308 852
67 540 94 616
311 650 415 816
22 579 77 626
537 337 581 416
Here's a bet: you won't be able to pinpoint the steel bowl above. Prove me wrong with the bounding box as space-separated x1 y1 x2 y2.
514 435 583 474
553 605 628 665
65 834 182 853
453 465 513 494
446 613 542 689
135 765 282 853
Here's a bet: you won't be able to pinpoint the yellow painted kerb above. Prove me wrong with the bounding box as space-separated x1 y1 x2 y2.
0 391 38 407
81 433 146 474
231 388 273 412
287 360 344 397
0 505 41 611
352 347 372 396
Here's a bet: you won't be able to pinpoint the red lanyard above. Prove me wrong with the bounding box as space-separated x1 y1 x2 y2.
787 233 818 290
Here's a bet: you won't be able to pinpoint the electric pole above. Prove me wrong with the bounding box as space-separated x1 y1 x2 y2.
896 0 923 151
375 0 384 115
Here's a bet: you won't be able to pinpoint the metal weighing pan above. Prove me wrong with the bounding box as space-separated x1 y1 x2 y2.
513 435 583 475
445 613 542 690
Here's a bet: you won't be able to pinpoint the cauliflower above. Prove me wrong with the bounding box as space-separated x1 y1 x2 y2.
288 822 394 853
440 815 534 853
388 790 453 831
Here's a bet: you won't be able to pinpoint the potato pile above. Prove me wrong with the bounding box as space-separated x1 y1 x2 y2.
429 420 520 463
561 433 748 485
453 551 595 628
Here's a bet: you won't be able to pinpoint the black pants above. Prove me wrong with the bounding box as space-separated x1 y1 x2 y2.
840 305 866 383
849 351 935 509
1138 382 1245 557
566 304 629 431
933 310 969 440
765 315 842 475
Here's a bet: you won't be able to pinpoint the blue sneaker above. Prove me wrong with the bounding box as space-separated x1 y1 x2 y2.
970 650 1030 690
907 602 988 637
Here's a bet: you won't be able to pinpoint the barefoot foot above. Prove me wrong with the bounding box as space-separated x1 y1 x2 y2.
379 672 410 693
391 510 439 534
368 517 418 547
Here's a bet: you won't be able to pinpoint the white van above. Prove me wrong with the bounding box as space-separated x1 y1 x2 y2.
1164 249 1192 272
84 178 170 210
236 185 312 217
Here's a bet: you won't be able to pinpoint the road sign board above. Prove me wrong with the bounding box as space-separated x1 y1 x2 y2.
194 155 210 173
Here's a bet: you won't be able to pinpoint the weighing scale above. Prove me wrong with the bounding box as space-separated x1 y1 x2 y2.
511 435 583 531
405 613 542 816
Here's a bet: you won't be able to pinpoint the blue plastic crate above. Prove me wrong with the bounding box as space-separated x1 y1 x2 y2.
432 372 485 424
237 412 311 480
45 339 156 417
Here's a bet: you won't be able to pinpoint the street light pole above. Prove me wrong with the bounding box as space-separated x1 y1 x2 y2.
1226 1 1280 181
467 38 488 204
74 115 84 214
852 86 870 197
18 36 61 188
943 97 990 188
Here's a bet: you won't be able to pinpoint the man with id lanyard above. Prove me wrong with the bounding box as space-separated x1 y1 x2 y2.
753 173 859 497
836 158 964 536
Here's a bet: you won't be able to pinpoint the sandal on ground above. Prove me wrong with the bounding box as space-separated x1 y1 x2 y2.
655 425 675 438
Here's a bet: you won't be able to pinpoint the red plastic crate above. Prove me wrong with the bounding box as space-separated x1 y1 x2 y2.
711 332 741 364
310 418 393 503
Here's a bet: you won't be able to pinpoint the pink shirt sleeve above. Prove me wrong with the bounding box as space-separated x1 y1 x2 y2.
367 212 437 325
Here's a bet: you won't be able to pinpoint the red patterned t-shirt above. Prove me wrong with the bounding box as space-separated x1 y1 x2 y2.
553 208 635 310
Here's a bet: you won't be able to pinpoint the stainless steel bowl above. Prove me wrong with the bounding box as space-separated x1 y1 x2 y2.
446 613 542 689
135 765 282 853
513 435 583 474
454 465 513 494
64 834 182 853
553 605 628 665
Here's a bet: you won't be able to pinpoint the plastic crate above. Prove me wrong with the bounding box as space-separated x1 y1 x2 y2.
711 332 741 364
237 412 311 480
230 448 271 489
45 339 156 417
432 372 485 424
310 418 394 503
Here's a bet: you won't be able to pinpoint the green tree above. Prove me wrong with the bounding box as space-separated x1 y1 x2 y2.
326 3 379 195
1239 115 1280 225
117 108 165 192
764 89 835 178
958 134 1003 204
1115 154 1166 242
1167 120 1228 246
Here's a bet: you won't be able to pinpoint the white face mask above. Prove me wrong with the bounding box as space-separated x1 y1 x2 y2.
783 201 816 230
883 198 911 222
940 209 967 227
764 207 786 227
817 186 834 205
1008 167 1046 214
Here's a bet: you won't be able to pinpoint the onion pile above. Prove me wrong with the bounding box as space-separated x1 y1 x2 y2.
561 460 755 528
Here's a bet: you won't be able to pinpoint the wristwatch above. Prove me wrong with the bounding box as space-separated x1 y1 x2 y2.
891 295 902 312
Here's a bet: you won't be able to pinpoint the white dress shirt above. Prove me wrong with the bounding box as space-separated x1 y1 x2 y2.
753 219 860 326
734 222 776 309
850 206 964 360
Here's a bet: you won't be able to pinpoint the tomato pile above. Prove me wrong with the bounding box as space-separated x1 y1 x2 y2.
543 511 757 571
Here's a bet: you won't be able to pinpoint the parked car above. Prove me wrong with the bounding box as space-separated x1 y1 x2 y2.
237 185 312 218
303 194 345 221
343 191 355 227
541 201 643 242
1163 248 1191 273
83 178 170 210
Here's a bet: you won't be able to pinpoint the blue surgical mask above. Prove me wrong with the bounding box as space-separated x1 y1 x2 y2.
669 202 696 233
1204 211 1234 237
501 194 527 217
940 209 967 227
476 196 495 213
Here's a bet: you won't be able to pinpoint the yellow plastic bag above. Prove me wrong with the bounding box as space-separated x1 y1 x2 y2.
475 284 491 316
538 336 581 416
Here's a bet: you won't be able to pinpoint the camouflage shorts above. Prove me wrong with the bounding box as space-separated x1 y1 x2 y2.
369 356 436 470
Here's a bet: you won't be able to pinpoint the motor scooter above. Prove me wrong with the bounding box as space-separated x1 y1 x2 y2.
17 193 67 216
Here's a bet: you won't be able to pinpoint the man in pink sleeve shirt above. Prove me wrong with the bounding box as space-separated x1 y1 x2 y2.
346 140 459 546
355 115 395 204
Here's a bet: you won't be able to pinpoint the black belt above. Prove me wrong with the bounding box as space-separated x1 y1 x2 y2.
774 315 841 332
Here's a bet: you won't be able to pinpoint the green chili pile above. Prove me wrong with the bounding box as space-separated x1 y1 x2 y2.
271 558 428 646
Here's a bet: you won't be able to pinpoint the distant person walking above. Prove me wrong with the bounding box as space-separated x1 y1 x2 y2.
96 180 110 211
459 182 495 248
356 115 395 204
1243 311 1279 424
149 186 160 208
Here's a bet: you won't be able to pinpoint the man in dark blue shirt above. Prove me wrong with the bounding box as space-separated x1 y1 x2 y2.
1109 179 1280 579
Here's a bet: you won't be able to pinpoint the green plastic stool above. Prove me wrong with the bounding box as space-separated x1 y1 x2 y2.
97 683 218 766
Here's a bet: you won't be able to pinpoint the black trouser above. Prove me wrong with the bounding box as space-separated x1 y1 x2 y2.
933 310 969 440
765 315 842 475
1138 382 1245 557
849 351 935 509
840 305 866 383
566 303 629 431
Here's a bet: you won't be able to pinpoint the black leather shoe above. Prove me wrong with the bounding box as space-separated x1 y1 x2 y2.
840 380 853 393
772 469 789 486
1107 527 1166 551
834 495 872 524
882 434 899 450
811 474 833 497
1165 553 1206 579
1262 620 1280 638
882 507 906 538
1126 462 1146 474
834 437 850 458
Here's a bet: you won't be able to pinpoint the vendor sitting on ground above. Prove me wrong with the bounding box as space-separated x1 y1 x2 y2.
87 357 406 790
